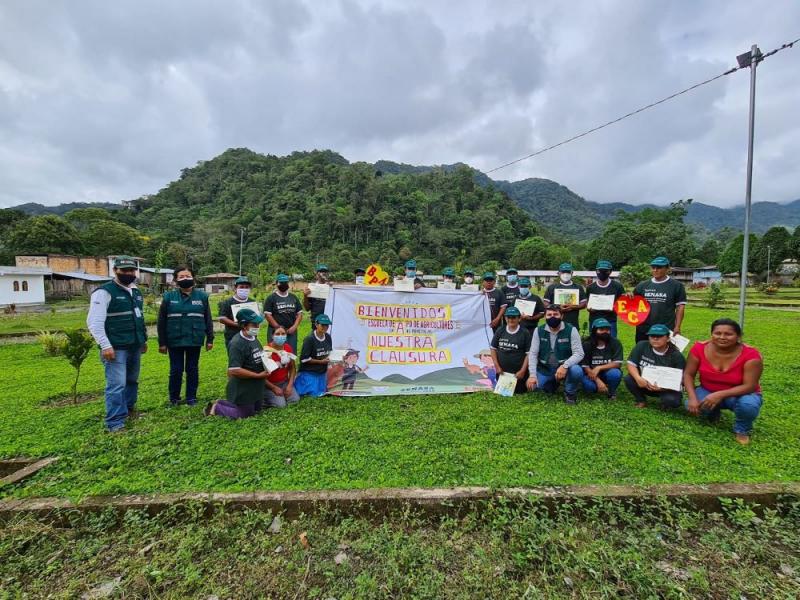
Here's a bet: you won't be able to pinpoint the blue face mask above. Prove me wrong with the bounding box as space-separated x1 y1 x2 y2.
273 335 287 345
406 270 416 278
519 287 530 297
507 275 518 283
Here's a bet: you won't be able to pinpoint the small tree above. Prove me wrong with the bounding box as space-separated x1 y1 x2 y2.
62 329 95 403
620 262 650 288
706 282 723 308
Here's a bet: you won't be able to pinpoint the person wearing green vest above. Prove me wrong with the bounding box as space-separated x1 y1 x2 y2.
86 255 148 432
218 276 256 348
526 305 585 404
157 266 214 406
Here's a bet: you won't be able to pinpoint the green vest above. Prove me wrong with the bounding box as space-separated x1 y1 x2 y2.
536 323 574 373
163 289 209 347
101 281 146 348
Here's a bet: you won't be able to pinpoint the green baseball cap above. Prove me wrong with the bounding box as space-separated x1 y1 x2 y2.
519 277 531 286
482 272 496 280
591 318 612 330
505 306 521 317
276 274 290 283
646 324 670 336
315 313 332 325
650 256 670 267
405 259 417 269
463 267 475 276
595 260 613 270
235 308 264 325
558 262 573 272
442 267 455 277
506 267 518 274
233 276 251 286
315 264 329 272
113 255 137 269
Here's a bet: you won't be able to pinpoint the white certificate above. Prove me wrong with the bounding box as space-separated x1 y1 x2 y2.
669 332 690 352
514 298 539 317
494 372 518 397
587 294 615 311
308 282 330 299
437 281 456 290
328 348 347 362
231 301 261 319
261 355 280 374
553 288 579 306
640 365 683 391
460 284 479 292
393 277 415 292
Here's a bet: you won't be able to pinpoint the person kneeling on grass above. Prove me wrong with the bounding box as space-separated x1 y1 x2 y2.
263 327 300 408
526 305 585 405
294 313 333 397
624 324 685 410
490 305 532 395
205 308 267 419
683 318 763 445
580 318 623 399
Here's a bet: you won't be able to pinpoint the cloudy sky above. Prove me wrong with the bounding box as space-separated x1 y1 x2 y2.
0 0 797 209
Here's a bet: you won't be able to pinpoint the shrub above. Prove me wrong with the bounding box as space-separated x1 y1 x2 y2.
705 282 723 308
37 330 67 356
61 329 95 404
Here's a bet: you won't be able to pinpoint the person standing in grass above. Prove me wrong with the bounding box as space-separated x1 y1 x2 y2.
264 274 303 353
580 318 623 399
294 314 333 397
303 264 331 324
526 304 585 405
490 306 532 395
482 272 507 331
500 267 521 308
354 267 366 285
205 308 266 419
460 267 476 289
86 255 148 433
633 256 687 342
683 318 763 445
157 266 214 407
516 277 545 333
263 326 300 408
218 276 255 349
624 324 685 409
586 260 625 338
544 263 587 329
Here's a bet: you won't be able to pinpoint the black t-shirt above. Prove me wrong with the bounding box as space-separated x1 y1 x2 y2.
627 340 686 371
501 285 521 307
491 325 532 373
264 292 302 329
586 280 626 322
516 293 545 331
544 281 587 327
226 333 265 406
308 297 326 320
633 277 687 332
581 337 624 368
218 296 252 343
484 287 507 320
299 332 332 373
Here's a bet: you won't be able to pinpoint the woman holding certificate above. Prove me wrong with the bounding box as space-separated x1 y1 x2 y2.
263 327 300 408
624 324 685 409
683 319 763 445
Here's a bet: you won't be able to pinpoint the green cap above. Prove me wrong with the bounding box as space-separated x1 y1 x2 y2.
519 277 531 286
276 274 290 283
405 259 417 269
504 306 521 317
463 267 475 276
558 262 573 272
113 255 137 269
595 260 613 270
315 264 329 272
354 267 366 275
591 318 612 330
650 256 670 267
233 276 251 286
235 308 264 325
646 324 670 336
442 267 455 277
315 313 332 325
482 272 496 280
506 267 518 274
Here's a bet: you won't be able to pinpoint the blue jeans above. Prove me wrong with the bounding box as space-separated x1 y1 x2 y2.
535 364 583 395
168 346 201 404
581 367 622 395
689 386 763 434
101 346 142 431
608 320 618 339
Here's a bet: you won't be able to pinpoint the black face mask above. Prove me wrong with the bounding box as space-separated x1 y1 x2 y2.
597 333 611 342
117 273 136 286
277 283 289 292
177 278 194 289
596 270 610 281
546 316 562 328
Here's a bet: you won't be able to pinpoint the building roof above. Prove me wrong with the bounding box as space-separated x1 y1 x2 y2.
203 272 239 279
0 266 52 276
52 271 112 282
498 270 620 277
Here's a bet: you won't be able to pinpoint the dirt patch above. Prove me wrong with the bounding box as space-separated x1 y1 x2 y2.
41 392 102 408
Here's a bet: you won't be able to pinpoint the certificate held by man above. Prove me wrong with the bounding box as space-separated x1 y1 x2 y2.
640 365 683 391
587 294 615 311
514 298 539 317
308 282 330 299
231 302 261 319
553 288 579 306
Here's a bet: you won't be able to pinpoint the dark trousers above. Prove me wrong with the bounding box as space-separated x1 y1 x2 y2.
168 346 201 403
623 375 682 408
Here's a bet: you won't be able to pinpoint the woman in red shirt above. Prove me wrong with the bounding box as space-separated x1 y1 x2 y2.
263 327 299 408
683 318 763 445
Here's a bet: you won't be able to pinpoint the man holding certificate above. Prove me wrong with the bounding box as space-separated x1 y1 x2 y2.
303 264 331 324
544 263 587 328
624 324 686 409
515 277 545 333
490 306 532 395
586 260 625 338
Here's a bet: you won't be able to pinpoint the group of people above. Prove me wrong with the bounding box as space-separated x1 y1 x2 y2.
87 255 764 444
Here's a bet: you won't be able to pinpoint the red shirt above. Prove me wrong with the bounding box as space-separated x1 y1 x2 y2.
689 341 762 393
265 343 294 384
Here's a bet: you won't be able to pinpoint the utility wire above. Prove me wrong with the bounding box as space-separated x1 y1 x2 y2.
485 36 799 174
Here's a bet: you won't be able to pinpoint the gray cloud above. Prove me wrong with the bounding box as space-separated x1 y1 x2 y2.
0 0 797 209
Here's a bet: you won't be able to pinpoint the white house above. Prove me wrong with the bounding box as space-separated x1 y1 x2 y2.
0 266 51 307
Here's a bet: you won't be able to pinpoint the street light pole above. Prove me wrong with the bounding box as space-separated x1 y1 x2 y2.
766 245 771 285
736 44 761 330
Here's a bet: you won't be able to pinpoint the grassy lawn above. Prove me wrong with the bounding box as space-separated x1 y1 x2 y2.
0 306 798 500
2 498 799 598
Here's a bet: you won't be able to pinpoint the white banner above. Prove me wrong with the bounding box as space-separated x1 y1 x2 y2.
325 286 495 396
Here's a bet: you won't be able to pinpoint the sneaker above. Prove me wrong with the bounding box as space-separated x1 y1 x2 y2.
607 393 617 401
185 398 197 407
564 393 577 405
167 398 180 407
735 433 751 445
203 402 214 417
107 424 125 434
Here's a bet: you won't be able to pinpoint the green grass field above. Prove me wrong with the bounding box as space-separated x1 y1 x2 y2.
686 286 800 306
1 305 797 500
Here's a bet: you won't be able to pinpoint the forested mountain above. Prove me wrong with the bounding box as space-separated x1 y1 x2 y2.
11 201 122 216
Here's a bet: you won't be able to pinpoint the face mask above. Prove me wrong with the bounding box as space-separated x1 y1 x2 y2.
507 275 518 284
277 283 289 292
273 335 287 345
177 278 194 289
559 273 571 283
355 276 365 285
464 276 474 284
117 273 136 286
247 326 260 337
406 270 416 279
596 270 610 281
519 287 530 297
235 288 250 300
318 272 329 282
597 333 611 342
546 316 562 328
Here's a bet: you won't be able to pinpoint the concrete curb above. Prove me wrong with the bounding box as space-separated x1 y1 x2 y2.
2 482 798 522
